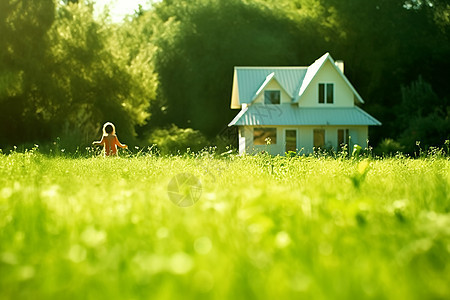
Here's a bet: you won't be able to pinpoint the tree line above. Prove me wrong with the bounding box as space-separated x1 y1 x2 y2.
0 0 449 152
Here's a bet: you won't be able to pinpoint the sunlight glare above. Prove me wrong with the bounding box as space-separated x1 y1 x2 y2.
94 0 154 22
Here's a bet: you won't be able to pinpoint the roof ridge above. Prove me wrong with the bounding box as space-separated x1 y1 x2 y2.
294 53 330 102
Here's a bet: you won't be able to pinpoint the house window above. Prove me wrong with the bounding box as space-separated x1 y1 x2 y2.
338 129 350 148
318 83 334 104
254 128 277 145
264 90 280 104
313 129 325 148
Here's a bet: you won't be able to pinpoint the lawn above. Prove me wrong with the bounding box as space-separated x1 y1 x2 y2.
0 150 449 299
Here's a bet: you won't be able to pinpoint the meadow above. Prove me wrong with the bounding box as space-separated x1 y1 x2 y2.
0 149 449 299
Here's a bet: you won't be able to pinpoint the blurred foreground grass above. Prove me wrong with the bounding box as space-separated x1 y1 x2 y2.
0 151 449 299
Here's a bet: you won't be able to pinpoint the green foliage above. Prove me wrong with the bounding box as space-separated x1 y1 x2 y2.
400 76 441 120
398 76 450 152
375 138 405 156
149 124 210 154
352 144 362 157
349 159 370 189
47 2 149 145
0 0 56 144
0 153 449 299
0 0 154 147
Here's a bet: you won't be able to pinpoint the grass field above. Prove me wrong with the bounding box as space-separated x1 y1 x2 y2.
0 149 449 299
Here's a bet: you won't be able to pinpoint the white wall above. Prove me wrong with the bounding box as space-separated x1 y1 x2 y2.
300 60 354 108
239 125 369 155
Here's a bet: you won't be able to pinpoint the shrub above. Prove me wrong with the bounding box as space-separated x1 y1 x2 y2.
374 138 405 156
148 124 210 154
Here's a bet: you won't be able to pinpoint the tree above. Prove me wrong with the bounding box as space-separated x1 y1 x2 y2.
148 0 325 137
112 9 159 139
398 76 449 151
45 1 152 146
0 0 55 145
0 1 154 148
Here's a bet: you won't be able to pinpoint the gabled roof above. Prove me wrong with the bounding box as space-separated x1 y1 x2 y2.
251 72 293 103
228 104 382 126
231 67 307 108
231 53 365 108
294 53 364 104
294 52 329 102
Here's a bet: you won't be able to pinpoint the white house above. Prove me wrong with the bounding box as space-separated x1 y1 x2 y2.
228 53 381 155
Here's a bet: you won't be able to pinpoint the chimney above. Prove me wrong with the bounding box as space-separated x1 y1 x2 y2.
335 60 344 74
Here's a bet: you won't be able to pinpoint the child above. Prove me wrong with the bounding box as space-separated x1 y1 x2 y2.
92 122 128 156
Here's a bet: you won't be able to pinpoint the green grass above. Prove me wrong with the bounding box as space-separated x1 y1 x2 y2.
0 150 449 299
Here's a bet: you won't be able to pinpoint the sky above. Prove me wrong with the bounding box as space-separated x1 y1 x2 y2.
93 0 154 22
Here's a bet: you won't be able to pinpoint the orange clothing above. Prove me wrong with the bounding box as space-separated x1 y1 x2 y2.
99 134 126 156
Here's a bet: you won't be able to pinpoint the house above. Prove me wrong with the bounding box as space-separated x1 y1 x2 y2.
228 53 381 155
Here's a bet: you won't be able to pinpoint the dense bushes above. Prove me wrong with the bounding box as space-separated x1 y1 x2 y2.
148 124 210 154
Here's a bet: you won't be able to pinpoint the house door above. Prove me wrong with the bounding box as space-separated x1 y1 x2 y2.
285 129 297 152
313 129 325 148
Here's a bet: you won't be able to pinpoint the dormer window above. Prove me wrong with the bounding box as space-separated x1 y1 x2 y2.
264 90 280 104
318 83 334 104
